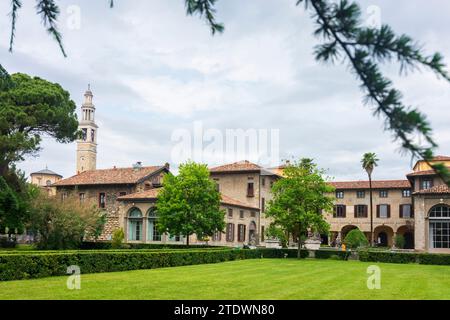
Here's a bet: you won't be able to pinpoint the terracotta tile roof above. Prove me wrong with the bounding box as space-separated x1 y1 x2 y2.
414 184 450 195
220 194 260 210
53 165 166 186
407 169 437 177
210 160 262 173
330 180 411 190
117 189 260 210
117 188 161 200
431 156 450 161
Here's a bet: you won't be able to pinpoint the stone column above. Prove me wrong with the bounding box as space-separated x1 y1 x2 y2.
392 231 397 249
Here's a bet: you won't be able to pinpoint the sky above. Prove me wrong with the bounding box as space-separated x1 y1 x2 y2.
1 0 449 181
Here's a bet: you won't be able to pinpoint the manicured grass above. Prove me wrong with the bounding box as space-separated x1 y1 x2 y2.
0 258 449 300
0 244 35 251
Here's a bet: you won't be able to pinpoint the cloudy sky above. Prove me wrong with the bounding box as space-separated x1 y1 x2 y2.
1 0 449 181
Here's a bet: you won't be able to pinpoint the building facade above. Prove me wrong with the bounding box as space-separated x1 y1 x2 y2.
53 164 170 240
116 189 261 246
325 156 450 253
30 167 63 196
408 156 450 253
209 161 280 246
326 180 414 248
50 88 450 253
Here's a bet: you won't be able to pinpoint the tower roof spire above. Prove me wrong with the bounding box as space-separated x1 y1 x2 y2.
83 84 94 107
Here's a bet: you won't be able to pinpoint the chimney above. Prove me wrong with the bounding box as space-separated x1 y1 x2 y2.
133 162 143 171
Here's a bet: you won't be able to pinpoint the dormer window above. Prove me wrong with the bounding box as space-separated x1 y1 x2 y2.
420 178 433 190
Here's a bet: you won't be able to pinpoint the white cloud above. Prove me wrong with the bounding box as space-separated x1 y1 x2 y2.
0 0 448 180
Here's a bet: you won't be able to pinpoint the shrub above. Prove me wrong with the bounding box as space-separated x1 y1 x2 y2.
315 249 350 260
79 241 221 250
418 253 450 265
0 236 16 248
344 229 369 249
358 249 417 264
29 193 106 250
111 229 125 249
0 248 306 281
394 235 405 249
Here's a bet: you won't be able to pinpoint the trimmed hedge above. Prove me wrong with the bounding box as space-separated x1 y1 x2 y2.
418 253 450 265
79 241 220 250
315 249 350 260
358 250 450 265
358 250 418 264
0 248 307 281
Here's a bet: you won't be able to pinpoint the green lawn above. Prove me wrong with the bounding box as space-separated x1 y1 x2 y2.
0 258 449 300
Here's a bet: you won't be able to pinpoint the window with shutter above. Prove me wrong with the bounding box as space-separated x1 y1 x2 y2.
238 224 246 242
378 204 389 218
334 205 346 218
400 204 412 219
247 183 254 197
226 223 235 242
355 205 368 218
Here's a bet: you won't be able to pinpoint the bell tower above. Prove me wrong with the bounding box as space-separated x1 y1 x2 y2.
76 85 98 174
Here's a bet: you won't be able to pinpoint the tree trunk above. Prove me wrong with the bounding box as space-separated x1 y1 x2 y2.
369 175 374 246
297 223 302 259
186 234 190 247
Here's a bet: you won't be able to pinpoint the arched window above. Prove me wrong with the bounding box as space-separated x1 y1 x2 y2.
429 205 450 219
147 207 161 241
429 205 450 249
128 208 143 241
249 221 257 245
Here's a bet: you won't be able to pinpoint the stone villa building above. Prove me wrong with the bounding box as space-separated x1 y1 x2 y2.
325 156 450 253
30 167 62 196
49 88 450 253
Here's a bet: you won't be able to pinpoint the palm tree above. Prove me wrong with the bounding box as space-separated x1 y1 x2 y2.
361 152 379 246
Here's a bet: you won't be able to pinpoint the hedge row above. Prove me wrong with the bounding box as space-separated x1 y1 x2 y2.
315 249 351 260
0 247 228 256
79 242 220 250
358 250 450 265
0 248 307 281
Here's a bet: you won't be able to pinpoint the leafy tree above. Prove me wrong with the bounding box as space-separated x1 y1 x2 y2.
266 158 334 258
156 161 225 246
265 224 289 248
361 152 379 246
394 234 405 249
343 229 369 250
4 0 450 183
0 73 79 177
0 176 25 235
29 191 106 250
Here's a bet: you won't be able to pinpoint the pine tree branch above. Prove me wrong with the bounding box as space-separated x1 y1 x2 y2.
304 0 450 183
35 0 66 57
185 0 224 34
9 0 22 53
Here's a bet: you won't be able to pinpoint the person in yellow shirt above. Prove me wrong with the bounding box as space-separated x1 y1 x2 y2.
341 243 346 251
